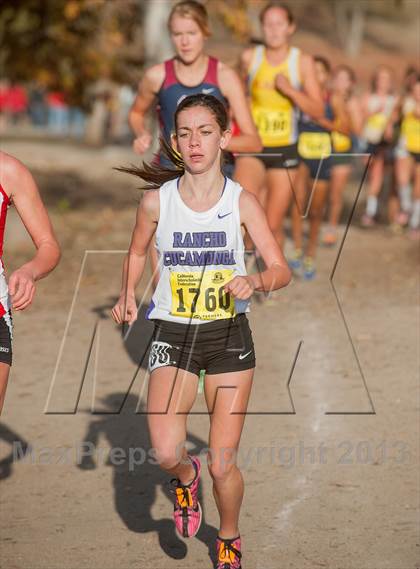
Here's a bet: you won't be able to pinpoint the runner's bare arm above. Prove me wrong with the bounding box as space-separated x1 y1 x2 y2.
0 152 60 311
240 190 291 292
238 48 254 85
112 190 159 324
275 53 324 120
348 96 364 136
384 95 402 140
129 64 165 154
218 63 262 154
317 94 351 134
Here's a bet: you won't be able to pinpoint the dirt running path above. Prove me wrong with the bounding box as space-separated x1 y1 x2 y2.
0 140 418 569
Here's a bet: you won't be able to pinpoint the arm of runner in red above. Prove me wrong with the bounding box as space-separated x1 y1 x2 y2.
1 153 60 311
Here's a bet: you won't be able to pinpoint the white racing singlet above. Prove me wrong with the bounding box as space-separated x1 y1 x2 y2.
146 177 250 324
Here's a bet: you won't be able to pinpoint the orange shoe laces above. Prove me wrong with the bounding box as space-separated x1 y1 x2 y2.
218 540 241 565
175 485 193 508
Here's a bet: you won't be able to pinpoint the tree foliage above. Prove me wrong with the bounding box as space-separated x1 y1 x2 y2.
0 0 143 106
210 0 416 55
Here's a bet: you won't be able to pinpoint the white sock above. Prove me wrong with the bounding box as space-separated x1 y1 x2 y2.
366 196 378 218
398 184 412 213
409 200 420 229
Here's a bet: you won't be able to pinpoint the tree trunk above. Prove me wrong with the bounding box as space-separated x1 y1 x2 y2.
334 0 366 57
346 4 366 56
143 0 173 65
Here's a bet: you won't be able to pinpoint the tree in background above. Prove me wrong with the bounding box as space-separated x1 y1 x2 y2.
211 0 416 57
0 0 144 108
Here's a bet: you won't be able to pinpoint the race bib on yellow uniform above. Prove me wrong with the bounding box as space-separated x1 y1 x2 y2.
332 130 352 153
298 132 332 159
252 108 291 146
402 114 420 153
367 113 387 132
170 269 235 320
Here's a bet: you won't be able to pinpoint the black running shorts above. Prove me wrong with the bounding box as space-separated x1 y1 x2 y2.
0 311 12 366
148 314 256 376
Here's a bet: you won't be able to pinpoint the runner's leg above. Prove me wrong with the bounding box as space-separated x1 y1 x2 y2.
409 161 420 232
204 368 254 539
147 366 199 483
290 163 309 252
0 364 10 415
364 153 385 222
265 167 298 249
328 164 351 229
306 179 329 258
395 155 413 219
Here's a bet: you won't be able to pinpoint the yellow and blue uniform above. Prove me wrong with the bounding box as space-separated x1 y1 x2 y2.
298 100 334 180
399 110 420 162
248 45 301 169
331 119 354 166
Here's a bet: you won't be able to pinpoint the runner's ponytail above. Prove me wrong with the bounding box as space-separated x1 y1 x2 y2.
115 136 185 190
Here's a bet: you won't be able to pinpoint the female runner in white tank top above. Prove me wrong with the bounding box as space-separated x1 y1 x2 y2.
111 94 291 569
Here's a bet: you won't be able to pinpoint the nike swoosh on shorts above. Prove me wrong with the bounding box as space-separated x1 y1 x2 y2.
238 350 253 360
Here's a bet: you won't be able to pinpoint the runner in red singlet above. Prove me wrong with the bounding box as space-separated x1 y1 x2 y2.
0 151 60 414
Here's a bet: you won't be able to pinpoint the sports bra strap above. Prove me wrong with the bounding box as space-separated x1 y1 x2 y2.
288 46 301 89
247 44 264 88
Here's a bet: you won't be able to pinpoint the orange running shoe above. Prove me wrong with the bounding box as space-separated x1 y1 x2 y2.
170 455 202 538
216 535 242 569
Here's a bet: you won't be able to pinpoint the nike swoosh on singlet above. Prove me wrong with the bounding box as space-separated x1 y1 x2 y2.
238 350 252 360
202 88 215 94
218 212 232 219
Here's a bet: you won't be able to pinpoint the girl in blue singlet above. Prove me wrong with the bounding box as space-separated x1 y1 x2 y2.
289 56 350 280
129 0 261 285
129 1 261 163
322 65 363 247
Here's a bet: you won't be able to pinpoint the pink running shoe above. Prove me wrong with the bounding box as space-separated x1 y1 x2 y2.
361 213 375 228
170 455 202 538
216 535 242 569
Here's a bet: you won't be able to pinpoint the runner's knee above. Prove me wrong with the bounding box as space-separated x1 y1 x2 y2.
207 449 237 482
152 443 183 471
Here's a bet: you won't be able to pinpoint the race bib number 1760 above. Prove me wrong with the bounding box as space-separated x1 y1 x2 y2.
170 269 235 321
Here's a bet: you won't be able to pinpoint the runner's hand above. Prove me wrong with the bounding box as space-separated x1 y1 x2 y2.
133 132 152 154
8 268 35 311
111 295 138 325
275 73 293 97
383 123 394 142
224 276 255 300
331 93 346 113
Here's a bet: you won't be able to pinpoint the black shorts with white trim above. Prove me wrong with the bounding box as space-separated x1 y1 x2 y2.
148 313 256 376
0 311 13 366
